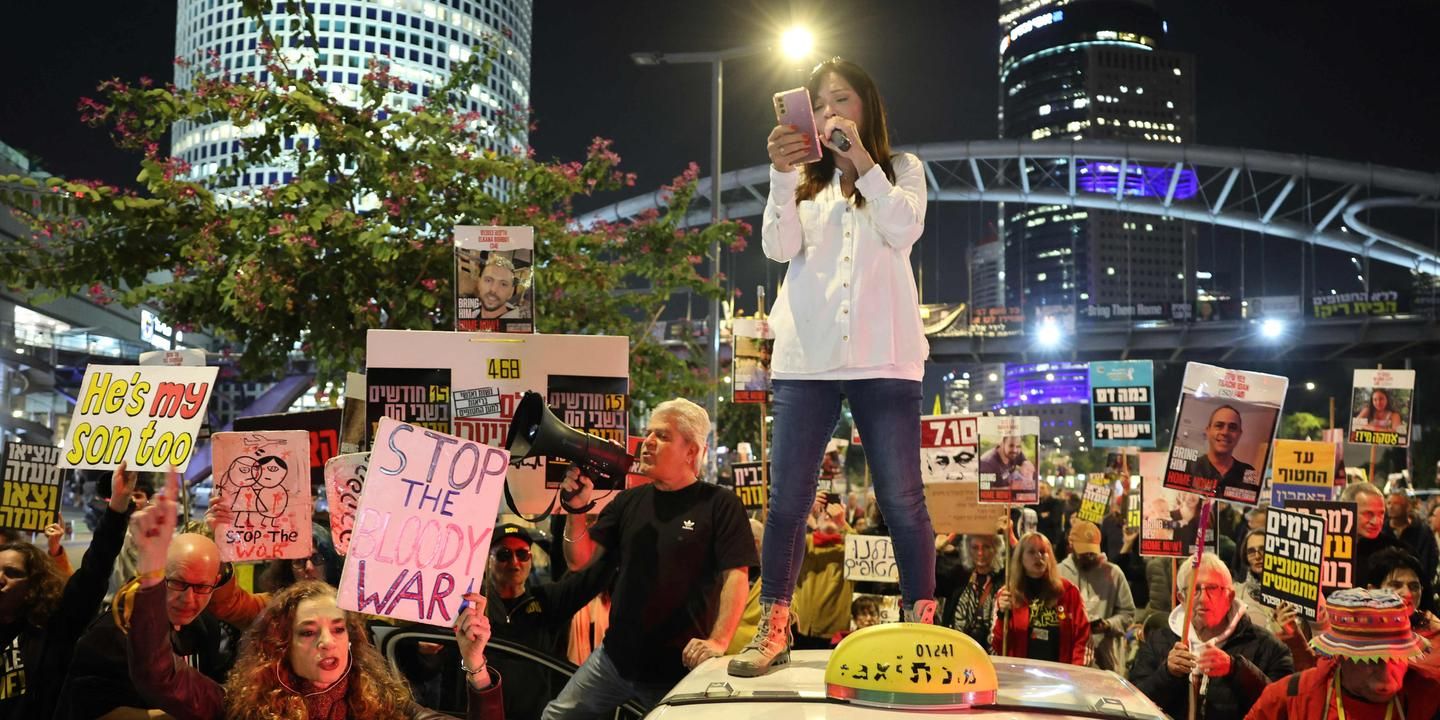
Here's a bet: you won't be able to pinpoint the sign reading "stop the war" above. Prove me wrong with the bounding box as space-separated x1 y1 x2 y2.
338 417 508 626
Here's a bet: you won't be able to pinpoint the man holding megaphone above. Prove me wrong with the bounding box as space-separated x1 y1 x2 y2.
539 398 757 720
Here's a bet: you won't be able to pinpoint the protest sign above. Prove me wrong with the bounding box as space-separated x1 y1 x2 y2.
1260 507 1325 620
976 416 1040 504
1287 500 1358 597
1090 360 1156 447
926 483 1006 536
59 364 218 471
731 318 774 404
338 417 508 626
1140 451 1213 557
541 375 628 493
339 372 367 454
324 452 369 555
454 225 535 333
724 462 768 511
211 431 313 563
1076 478 1113 525
1163 362 1286 505
1 442 63 532
138 348 207 367
844 534 899 582
920 413 986 533
1270 439 1336 508
1348 368 1415 448
235 408 342 489
368 330 629 516
366 367 452 443
1126 491 1142 532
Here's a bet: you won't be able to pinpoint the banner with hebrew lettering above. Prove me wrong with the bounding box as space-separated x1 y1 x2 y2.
2 442 63 532
844 534 899 582
1076 478 1113 525
1089 360 1156 447
1260 507 1325 620
1286 500 1357 598
1270 439 1336 508
721 462 767 511
365 367 452 444
1348 368 1415 448
324 452 369 555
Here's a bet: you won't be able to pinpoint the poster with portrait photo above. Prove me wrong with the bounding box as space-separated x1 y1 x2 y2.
454 225 535 333
1140 451 1215 557
920 413 1004 534
731 318 774 404
976 416 1040 504
1348 368 1415 448
1163 363 1287 506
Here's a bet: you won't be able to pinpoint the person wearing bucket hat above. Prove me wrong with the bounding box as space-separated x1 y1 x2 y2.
1246 587 1440 720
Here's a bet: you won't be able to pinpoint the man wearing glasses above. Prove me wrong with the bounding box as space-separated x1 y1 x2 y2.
55 533 230 720
1129 552 1293 718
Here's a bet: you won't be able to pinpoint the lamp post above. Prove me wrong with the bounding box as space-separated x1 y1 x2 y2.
631 29 812 472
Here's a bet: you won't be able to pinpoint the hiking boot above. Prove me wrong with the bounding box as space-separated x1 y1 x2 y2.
727 601 791 677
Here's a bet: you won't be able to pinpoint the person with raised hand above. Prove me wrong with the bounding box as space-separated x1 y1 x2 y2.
125 470 505 720
0 461 141 720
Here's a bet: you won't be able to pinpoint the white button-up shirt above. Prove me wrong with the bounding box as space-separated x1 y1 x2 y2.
761 152 929 381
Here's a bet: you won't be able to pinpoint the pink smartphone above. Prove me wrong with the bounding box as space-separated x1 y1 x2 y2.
772 87 822 165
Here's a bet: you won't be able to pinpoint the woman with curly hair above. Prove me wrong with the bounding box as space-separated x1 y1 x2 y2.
126 473 503 720
0 464 138 720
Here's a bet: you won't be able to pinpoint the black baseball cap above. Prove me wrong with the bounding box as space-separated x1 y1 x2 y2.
494 523 533 546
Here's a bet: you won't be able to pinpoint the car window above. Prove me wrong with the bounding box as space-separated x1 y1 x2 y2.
384 631 647 720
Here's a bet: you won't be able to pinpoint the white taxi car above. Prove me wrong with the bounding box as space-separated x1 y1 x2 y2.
644 625 1165 720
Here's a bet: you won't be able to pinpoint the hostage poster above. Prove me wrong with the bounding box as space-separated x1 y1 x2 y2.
1348 368 1415 447
1140 451 1214 557
454 225 535 333
1163 363 1286 505
731 318 774 404
920 413 1003 534
976 415 1040 504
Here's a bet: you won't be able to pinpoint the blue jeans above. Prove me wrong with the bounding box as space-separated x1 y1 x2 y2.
541 646 670 720
760 378 935 607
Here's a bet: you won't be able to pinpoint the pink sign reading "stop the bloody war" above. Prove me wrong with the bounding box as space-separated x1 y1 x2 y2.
337 416 509 626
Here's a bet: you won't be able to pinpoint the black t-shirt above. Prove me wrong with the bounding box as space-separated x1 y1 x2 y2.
1023 577 1061 663
590 480 757 684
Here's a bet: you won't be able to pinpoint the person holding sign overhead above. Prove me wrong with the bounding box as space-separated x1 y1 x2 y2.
0 462 140 720
124 471 506 720
734 55 937 678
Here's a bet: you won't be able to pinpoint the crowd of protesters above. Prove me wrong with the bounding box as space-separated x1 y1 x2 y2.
9 426 1440 720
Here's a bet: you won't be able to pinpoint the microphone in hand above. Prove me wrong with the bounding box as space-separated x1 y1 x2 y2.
829 128 852 152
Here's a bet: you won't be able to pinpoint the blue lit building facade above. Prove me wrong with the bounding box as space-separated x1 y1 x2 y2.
997 0 1197 309
173 0 532 191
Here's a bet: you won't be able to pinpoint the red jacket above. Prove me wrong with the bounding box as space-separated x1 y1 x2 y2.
991 577 1090 665
1245 660 1440 720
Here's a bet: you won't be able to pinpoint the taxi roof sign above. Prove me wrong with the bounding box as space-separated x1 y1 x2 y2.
824 623 998 709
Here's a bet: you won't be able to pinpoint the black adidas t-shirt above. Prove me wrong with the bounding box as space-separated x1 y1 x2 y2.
590 481 757 684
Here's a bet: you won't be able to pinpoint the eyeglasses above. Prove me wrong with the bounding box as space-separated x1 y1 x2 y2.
494 548 531 563
291 552 326 567
1191 583 1231 597
166 578 219 595
1244 547 1264 557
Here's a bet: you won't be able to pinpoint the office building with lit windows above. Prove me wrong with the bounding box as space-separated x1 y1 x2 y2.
172 0 532 190
996 0 1197 309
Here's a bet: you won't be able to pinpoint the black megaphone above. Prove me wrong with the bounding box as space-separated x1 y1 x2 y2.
505 391 633 492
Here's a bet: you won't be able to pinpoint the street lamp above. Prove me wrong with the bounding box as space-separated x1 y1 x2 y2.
631 28 814 470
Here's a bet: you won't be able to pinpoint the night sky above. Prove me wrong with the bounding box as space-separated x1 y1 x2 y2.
3 0 1438 311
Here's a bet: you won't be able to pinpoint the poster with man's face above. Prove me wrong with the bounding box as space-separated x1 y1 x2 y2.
1348 368 1415 448
1140 451 1214 557
731 318 774 404
455 225 535 333
1163 363 1287 506
976 416 1040 504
